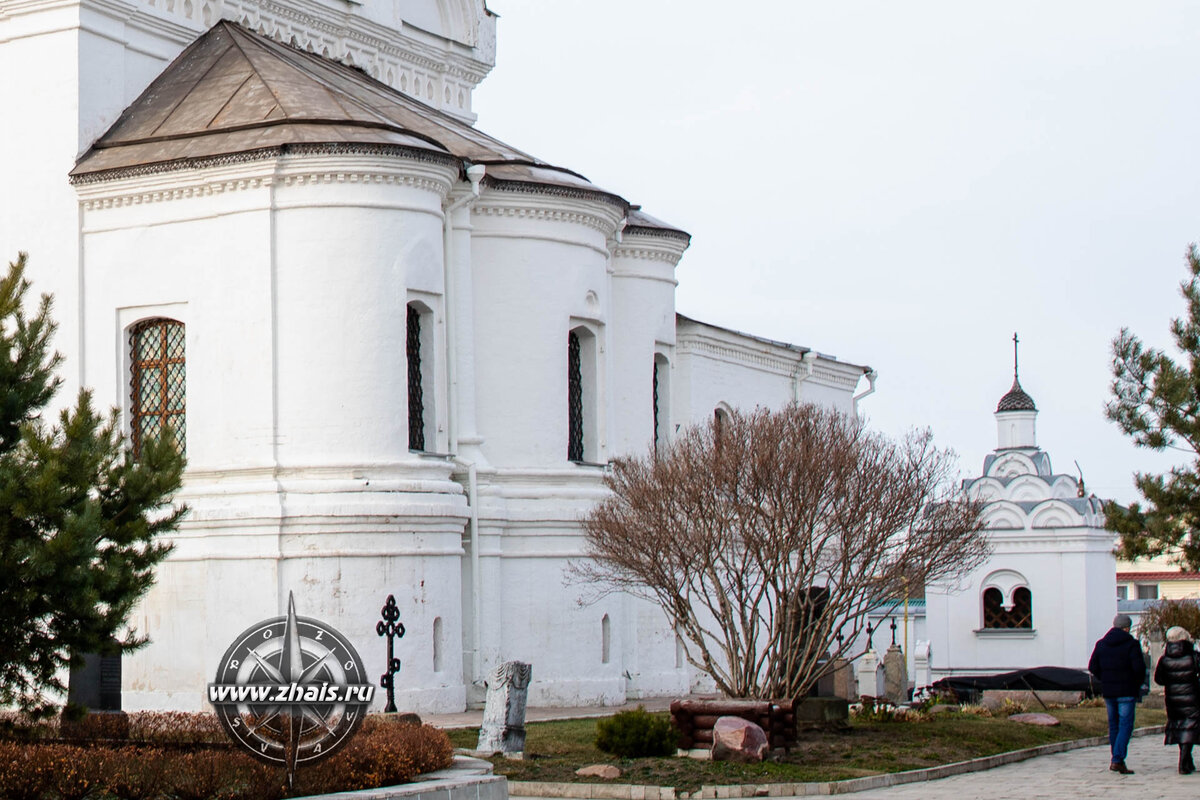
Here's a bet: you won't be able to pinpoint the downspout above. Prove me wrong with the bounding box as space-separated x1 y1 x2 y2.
853 369 878 418
444 163 485 456
442 163 486 690
792 350 818 402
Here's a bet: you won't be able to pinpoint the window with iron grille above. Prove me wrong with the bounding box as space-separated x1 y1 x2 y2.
652 360 660 451
407 304 425 451
982 586 1032 629
568 331 583 461
129 318 185 457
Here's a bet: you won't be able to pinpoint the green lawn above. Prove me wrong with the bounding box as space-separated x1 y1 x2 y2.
445 706 1167 791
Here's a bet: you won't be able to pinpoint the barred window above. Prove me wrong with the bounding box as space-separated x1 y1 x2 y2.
653 360 660 450
568 330 584 461
982 586 1032 629
407 304 425 451
653 354 670 453
129 318 185 457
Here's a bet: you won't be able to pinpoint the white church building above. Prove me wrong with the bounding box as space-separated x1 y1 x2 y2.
923 357 1116 681
0 1 875 711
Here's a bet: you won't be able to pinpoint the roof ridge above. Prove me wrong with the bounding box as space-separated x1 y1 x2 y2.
143 21 241 140
222 22 291 121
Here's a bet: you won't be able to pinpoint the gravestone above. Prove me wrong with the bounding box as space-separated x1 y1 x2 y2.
476 661 532 755
856 649 884 699
67 652 122 711
912 640 931 690
883 644 908 705
831 657 858 701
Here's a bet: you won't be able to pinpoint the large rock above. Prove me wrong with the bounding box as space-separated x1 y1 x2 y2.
1008 713 1060 726
711 716 769 763
576 765 622 779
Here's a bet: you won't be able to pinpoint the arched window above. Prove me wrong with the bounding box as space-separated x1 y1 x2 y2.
129 318 185 457
601 613 611 664
983 586 1033 629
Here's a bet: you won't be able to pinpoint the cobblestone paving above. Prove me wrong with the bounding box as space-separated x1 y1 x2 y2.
848 734 1194 799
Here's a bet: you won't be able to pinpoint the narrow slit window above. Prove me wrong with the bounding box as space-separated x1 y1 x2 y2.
407 304 425 451
568 330 584 461
653 360 660 450
129 318 185 457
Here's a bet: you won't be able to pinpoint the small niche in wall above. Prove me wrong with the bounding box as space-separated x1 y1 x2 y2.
433 616 443 673
601 614 611 664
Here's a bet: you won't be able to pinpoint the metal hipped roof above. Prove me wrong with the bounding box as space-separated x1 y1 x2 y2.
70 20 623 210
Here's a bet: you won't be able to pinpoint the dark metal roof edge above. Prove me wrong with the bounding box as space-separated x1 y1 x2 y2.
624 224 691 244
69 142 461 185
484 176 628 212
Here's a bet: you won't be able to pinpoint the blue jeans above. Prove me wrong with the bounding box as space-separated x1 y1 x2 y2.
1106 697 1136 763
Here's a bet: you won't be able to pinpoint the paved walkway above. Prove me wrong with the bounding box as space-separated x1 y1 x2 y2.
848 734 1193 799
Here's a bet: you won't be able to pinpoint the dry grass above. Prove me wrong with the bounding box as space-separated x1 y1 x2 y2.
446 705 1168 792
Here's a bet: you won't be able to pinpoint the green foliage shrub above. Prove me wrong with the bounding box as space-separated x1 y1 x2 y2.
594 706 677 758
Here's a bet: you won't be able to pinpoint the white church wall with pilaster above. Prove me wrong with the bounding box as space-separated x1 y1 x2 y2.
75 153 472 712
9 0 878 712
674 320 864 427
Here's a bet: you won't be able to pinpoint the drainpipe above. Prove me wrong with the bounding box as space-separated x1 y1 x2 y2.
853 370 878 418
442 163 486 692
444 163 485 456
792 350 818 403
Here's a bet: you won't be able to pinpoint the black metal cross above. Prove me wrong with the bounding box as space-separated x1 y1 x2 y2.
376 594 406 713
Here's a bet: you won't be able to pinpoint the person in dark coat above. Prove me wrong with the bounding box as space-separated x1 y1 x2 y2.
1089 614 1149 774
1154 626 1200 774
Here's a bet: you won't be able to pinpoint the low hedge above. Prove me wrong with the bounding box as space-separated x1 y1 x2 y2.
0 714 453 800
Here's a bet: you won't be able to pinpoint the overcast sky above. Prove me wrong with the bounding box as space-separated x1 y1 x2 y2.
473 1 1200 502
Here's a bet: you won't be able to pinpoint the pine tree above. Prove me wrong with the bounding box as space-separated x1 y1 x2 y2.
0 253 186 715
1107 245 1200 570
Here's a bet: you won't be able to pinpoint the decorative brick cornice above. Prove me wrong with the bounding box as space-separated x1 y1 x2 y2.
71 142 458 186
611 246 683 266
76 147 456 209
473 204 617 235
676 335 861 390
624 225 691 245
487 178 627 213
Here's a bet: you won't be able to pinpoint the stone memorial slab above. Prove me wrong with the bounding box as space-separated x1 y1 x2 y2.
476 661 532 755
883 644 908 705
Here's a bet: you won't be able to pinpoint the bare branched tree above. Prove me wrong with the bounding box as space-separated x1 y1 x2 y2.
573 403 989 700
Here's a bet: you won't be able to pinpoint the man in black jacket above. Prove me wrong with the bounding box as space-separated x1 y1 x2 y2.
1089 614 1149 774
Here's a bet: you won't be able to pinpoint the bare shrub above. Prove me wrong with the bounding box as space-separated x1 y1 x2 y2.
1136 598 1200 642
576 403 988 699
0 715 449 799
105 746 169 800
